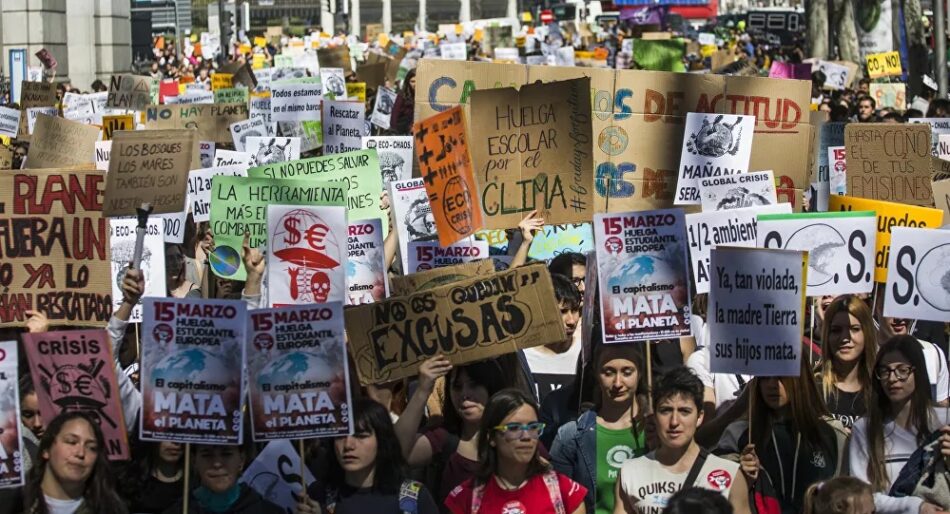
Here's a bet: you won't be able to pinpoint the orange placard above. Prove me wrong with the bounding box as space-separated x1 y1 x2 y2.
413 106 483 247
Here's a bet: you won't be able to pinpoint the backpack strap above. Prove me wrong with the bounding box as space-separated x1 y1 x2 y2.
470 481 486 514
684 448 710 489
398 479 422 514
325 487 339 514
542 471 567 514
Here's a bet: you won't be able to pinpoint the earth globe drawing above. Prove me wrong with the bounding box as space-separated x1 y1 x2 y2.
210 245 242 277
152 347 235 387
783 224 846 287
257 351 336 392
607 254 679 293
917 243 950 311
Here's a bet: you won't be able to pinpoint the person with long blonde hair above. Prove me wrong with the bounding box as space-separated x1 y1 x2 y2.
818 295 878 429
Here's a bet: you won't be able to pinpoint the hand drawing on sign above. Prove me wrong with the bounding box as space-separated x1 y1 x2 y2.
776 224 845 288
271 68 307 81
325 75 346 98
406 197 437 241
37 357 117 429
686 115 743 157
270 210 342 303
236 129 262 150
376 93 394 116
714 187 771 209
917 244 950 311
379 151 405 184
112 241 153 300
254 138 291 166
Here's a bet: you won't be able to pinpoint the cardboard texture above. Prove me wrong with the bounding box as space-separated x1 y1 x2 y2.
469 78 594 228
103 129 197 216
106 74 153 111
346 262 565 384
220 61 259 89
844 124 933 206
318 47 353 73
144 104 249 144
17 81 57 138
356 62 388 91
102 114 134 141
25 114 99 169
933 177 950 221
0 145 13 169
390 259 495 296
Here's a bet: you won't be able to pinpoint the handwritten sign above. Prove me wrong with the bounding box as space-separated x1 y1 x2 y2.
884 227 950 322
0 106 21 138
211 73 234 91
240 441 316 512
866 51 903 78
106 74 153 111
214 87 249 105
144 104 249 144
101 114 134 141
25 114 99 169
844 124 932 206
870 83 906 110
103 129 196 216
188 165 248 222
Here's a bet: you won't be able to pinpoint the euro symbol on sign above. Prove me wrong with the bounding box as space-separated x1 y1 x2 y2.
305 223 330 250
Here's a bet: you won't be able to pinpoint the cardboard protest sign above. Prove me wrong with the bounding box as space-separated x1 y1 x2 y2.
870 83 906 110
757 211 876 296
0 146 12 170
247 303 352 440
884 227 950 322
708 247 806 376
371 87 397 129
356 62 388 91
26 107 58 135
245 137 302 166
844 124 932 206
101 114 134 141
829 196 944 282
320 68 347 99
189 165 248 223
271 82 323 123
240 440 315 512
108 218 165 322
22 330 129 458
389 178 437 271
0 106 21 138
595 209 692 343
103 130 196 216
686 203 793 294
219 61 258 90
230 117 267 152
214 87 249 105
214 149 254 168
933 177 950 221
322 100 366 154
346 218 389 305
211 73 234 91
140 298 246 444
144 104 249 144
0 341 23 488
346 263 565 384
16 81 57 137
675 113 756 205
699 170 777 211
266 205 347 307
829 146 847 196
414 106 483 246
209 177 346 281
469 78 593 228
390 259 495 297
25 114 99 169
363 136 413 186
866 51 902 78
106 74 153 111
408 238 489 273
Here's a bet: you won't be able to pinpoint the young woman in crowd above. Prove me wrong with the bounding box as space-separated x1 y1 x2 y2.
120 441 185 513
296 398 439 514
165 244 201 299
819 295 878 429
802 477 874 514
444 389 588 514
551 343 649 514
548 252 587 293
849 335 950 514
615 367 750 514
23 411 126 514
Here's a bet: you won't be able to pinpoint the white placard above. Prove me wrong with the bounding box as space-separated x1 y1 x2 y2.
108 218 165 323
239 441 315 513
158 211 188 244
370 87 397 130
389 178 437 272
407 238 489 272
828 146 847 196
245 136 302 166
884 227 950 322
230 117 268 152
320 68 347 99
95 141 112 171
0 106 21 138
26 107 58 135
441 42 468 60
271 82 323 122
188 165 248 223
699 170 777 211
362 135 413 186
214 149 254 168
675 113 756 205
322 100 365 154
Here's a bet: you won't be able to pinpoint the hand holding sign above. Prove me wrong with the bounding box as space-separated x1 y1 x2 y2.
519 210 545 243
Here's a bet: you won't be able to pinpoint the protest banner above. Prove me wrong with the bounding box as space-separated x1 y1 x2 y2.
0 340 22 488
321 68 347 99
389 178 437 271
239 440 316 512
829 146 847 196
214 87 249 105
768 62 812 80
220 61 258 90
686 203 793 294
209 177 346 281
230 117 267 152
168 90 215 105
322 100 365 154
371 87 397 130
249 97 276 136
675 113 756 205
158 210 187 244
910 117 950 156
189 165 248 223
25 114 99 169
757 211 876 296
933 177 950 221
866 51 902 78
595 209 692 343
441 42 468 60
26 107 58 135
246 136 302 166
815 60 853 90
414 106 483 246
0 167 112 327
140 298 246 444
214 149 254 168
0 106 20 138
108 218 164 322
247 302 352 440
266 205 347 307
271 82 323 123
390 259 495 296
884 227 950 322
363 136 413 186
346 262 565 384
469 78 593 228
95 141 111 171
17 81 57 137
22 329 129 458
106 74 153 111
103 129 196 216
708 247 806 375
62 91 108 125
346 218 389 305
699 170 777 211
346 83 366 102
870 83 906 110
408 238 489 273
101 114 134 141
829 196 944 282
144 104 249 144
211 73 234 91
844 123 932 206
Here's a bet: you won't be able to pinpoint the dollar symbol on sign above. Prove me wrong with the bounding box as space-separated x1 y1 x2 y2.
284 217 301 245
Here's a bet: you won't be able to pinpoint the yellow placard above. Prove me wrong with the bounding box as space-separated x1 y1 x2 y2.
211 73 234 91
239 43 252 55
346 83 367 102
866 51 902 79
101 114 135 141
829 196 944 282
474 28 484 42
252 54 266 70
254 36 267 48
455 24 463 34
0 136 10 146
378 33 390 47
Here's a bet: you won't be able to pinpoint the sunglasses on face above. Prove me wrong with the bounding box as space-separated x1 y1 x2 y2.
493 422 545 440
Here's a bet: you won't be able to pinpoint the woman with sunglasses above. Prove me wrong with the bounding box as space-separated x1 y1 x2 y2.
819 295 878 430
849 335 950 514
445 388 587 514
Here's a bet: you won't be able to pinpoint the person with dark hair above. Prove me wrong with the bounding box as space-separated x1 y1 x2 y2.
615 367 749 514
165 243 201 298
523 274 582 402
926 98 950 117
119 441 184 513
90 79 108 92
849 335 950 513
880 112 903 123
663 487 734 514
548 252 588 293
444 389 587 514
390 69 416 135
23 411 127 514
857 78 871 95
297 399 439 514
855 96 877 122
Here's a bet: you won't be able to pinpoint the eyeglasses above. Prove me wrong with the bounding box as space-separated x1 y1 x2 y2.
875 365 915 381
493 422 545 440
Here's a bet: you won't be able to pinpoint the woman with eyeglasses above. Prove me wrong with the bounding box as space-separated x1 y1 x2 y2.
444 388 588 514
818 295 878 430
848 335 950 514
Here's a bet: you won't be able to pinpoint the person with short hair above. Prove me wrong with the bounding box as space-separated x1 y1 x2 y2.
548 253 588 293
663 487 734 514
523 274 583 402
855 96 877 122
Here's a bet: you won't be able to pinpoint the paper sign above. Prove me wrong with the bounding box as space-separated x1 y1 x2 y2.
240 441 315 512
158 210 188 244
441 42 468 60
884 227 950 322
768 61 812 80
708 247 806 376
144 104 249 144
829 196 944 282
526 223 594 261
95 141 112 170
829 146 847 196
214 87 249 105
22 330 129 459
686 203 793 294
595 209 692 342
346 83 366 102
26 114 99 169
844 123 932 206
0 146 12 170
101 114 134 141
414 106 483 246
106 74 153 111
322 100 365 154
208 177 346 281
211 73 234 91
230 117 267 152
199 141 215 168
699 170 777 211
345 263 565 384
816 60 851 90
346 218 389 305
363 135 413 186
389 178 437 272
271 82 323 123
245 136 302 166
408 238 489 273
469 78 594 228
0 341 23 488
0 106 21 138
910 117 950 156
757 211 876 296
320 68 347 99
247 303 353 440
866 51 903 78
371 87 397 130
103 129 196 216
675 113 756 205
26 107 58 135
62 92 108 125
933 177 950 221
108 218 165 322
140 298 246 444
266 205 347 307
188 165 248 223
870 83 906 110
214 149 254 168
389 259 495 297
169 90 215 105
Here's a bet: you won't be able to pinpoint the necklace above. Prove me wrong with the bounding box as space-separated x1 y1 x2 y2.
154 468 183 482
494 475 527 491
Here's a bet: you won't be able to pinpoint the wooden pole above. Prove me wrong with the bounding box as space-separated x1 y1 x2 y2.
299 439 306 492
645 341 653 412
182 443 191 514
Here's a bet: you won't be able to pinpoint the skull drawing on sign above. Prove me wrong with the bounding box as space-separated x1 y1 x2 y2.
311 271 331 303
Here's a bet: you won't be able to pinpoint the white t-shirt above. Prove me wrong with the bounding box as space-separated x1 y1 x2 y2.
524 337 582 402
686 347 751 410
619 450 740 514
45 496 83 514
918 338 950 402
